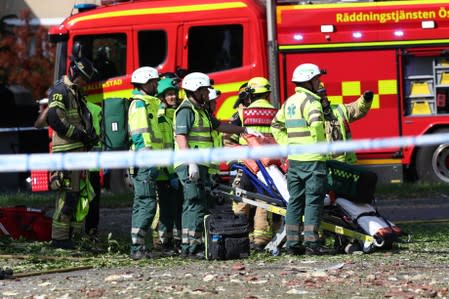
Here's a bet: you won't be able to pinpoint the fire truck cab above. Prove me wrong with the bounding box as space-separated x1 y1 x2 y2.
48 0 449 191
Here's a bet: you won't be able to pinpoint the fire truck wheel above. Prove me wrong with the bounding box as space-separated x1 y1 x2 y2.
416 130 449 183
109 169 133 194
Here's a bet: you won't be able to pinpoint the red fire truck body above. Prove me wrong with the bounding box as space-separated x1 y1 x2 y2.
46 0 449 189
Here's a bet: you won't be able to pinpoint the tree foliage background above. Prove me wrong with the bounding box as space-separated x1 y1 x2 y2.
0 9 55 100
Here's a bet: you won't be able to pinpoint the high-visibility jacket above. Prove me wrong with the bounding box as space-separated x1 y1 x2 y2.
238 99 277 145
128 92 163 151
174 98 214 167
86 101 102 151
271 87 326 162
48 76 89 153
209 130 223 175
157 105 176 180
325 95 372 164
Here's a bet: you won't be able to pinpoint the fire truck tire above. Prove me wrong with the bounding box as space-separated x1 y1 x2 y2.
416 129 449 183
109 169 133 194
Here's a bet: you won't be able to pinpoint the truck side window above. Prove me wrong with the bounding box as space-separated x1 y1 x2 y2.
138 30 167 67
188 25 243 73
74 34 126 81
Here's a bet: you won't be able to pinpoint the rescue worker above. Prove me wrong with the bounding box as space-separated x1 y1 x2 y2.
231 76 278 251
207 88 223 181
174 72 262 259
223 82 251 147
156 77 182 255
317 83 373 163
85 101 102 248
271 63 333 255
128 66 164 260
47 57 99 249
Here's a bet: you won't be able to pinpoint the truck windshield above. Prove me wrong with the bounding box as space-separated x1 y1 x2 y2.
74 34 127 81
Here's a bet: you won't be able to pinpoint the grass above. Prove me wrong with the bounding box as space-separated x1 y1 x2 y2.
0 191 133 209
376 182 449 200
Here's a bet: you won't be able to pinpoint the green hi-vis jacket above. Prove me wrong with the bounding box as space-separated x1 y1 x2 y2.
174 98 214 168
157 105 176 180
128 92 163 151
326 95 372 164
271 87 326 162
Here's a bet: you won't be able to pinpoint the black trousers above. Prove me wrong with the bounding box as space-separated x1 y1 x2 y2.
85 171 101 234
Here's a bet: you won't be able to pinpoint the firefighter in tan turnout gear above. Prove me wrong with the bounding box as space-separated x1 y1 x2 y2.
47 57 99 249
231 77 278 251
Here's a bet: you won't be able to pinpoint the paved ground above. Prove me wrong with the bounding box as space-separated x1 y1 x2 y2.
376 196 449 222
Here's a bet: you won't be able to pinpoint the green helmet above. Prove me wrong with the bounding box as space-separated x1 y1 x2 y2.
157 77 178 96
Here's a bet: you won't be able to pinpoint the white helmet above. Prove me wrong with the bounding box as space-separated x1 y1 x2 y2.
131 67 159 84
208 88 221 101
292 63 324 83
182 72 211 91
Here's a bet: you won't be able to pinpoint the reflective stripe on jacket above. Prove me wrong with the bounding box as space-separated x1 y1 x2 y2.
238 99 277 145
271 87 326 162
157 105 176 180
325 95 371 164
174 98 214 167
49 76 86 152
128 92 163 151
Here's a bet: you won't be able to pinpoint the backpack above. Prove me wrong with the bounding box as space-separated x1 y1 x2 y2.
101 97 132 151
204 213 250 260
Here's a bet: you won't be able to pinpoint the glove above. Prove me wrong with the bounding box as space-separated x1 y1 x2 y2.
363 90 374 103
169 176 180 190
244 127 264 138
188 163 200 182
89 132 100 145
77 129 91 145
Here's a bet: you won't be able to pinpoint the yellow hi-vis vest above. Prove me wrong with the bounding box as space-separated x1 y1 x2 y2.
174 98 214 167
238 99 278 145
209 130 223 175
329 104 356 164
271 87 326 162
128 93 163 151
157 105 176 180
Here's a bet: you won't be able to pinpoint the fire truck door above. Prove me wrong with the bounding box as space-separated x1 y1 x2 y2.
180 19 261 120
281 49 400 156
132 23 179 76
70 28 132 102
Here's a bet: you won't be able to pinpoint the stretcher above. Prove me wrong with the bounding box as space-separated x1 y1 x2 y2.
211 136 403 255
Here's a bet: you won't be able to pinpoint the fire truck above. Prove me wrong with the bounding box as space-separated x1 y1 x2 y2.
44 0 449 192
